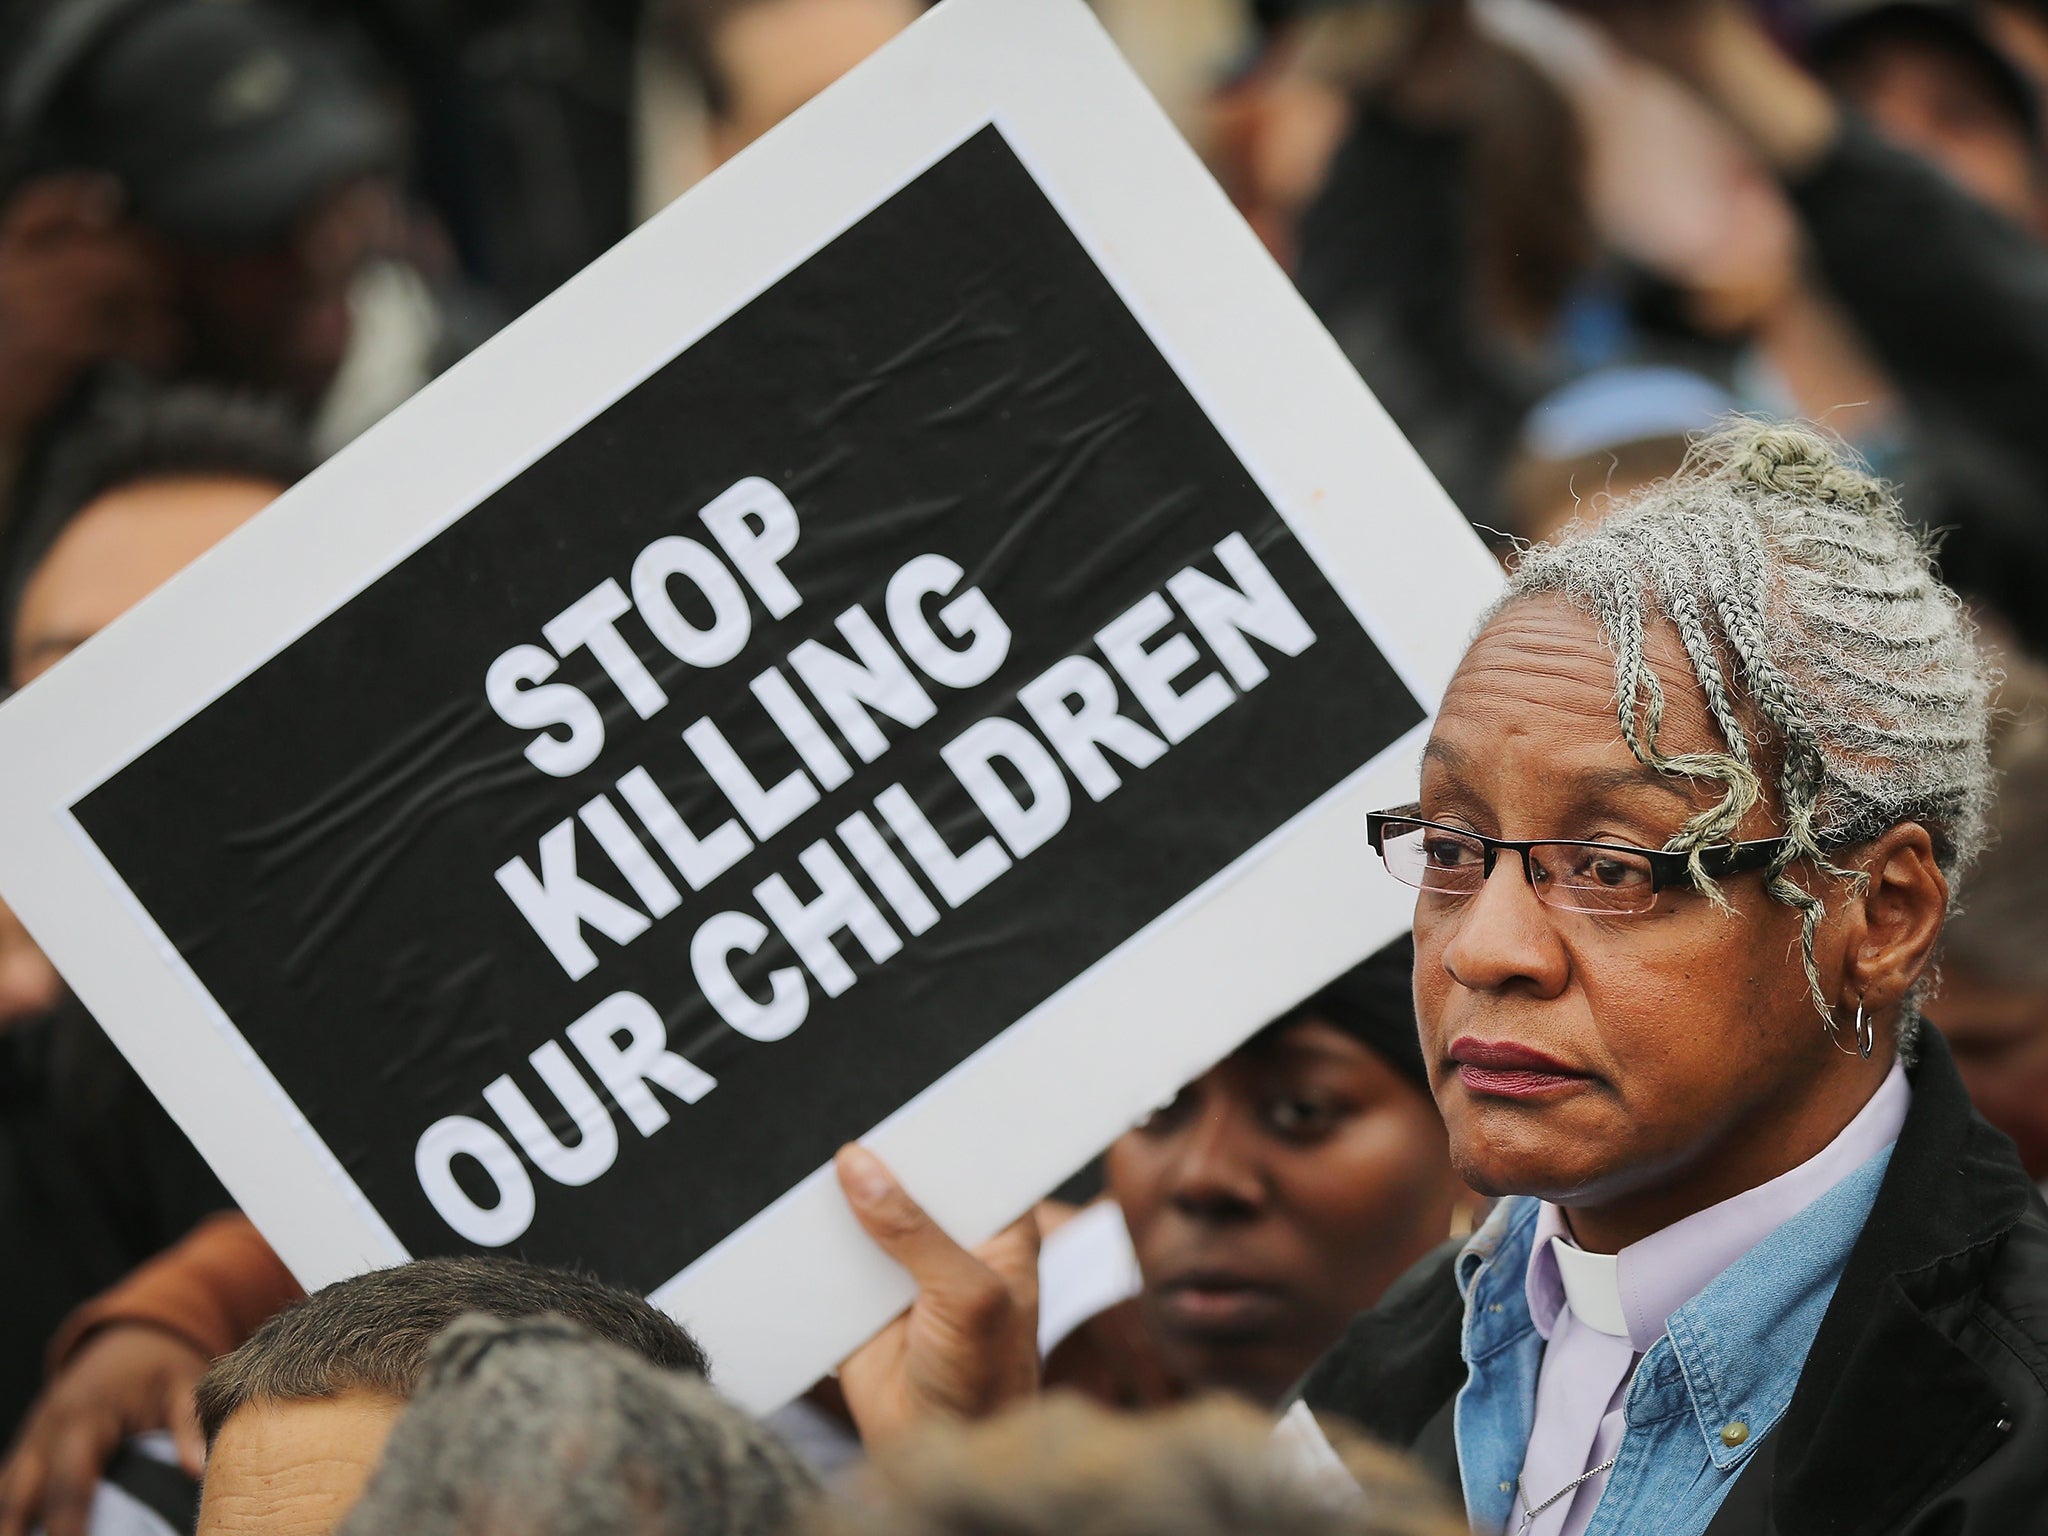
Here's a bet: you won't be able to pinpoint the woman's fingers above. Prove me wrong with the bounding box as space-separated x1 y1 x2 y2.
0 1326 210 1536
0 1402 118 1536
835 1143 983 1292
833 1144 1041 1441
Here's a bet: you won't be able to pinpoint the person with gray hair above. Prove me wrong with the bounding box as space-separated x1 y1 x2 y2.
816 419 2048 1535
336 1315 816 1536
188 1256 708 1536
1294 419 2047 1534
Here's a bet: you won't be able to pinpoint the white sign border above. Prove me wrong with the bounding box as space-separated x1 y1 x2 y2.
0 0 1502 1410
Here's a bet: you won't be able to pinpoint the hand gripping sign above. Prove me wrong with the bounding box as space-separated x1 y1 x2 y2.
0 0 1501 1409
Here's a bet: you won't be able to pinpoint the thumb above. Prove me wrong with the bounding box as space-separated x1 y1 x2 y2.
836 1144 981 1290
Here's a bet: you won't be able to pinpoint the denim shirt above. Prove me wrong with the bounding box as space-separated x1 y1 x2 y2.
1450 1147 1895 1536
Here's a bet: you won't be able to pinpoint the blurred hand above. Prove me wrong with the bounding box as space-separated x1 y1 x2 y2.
1477 0 1803 323
1555 0 1838 171
833 1144 1040 1444
0 175 177 438
0 1325 207 1536
1546 0 1721 77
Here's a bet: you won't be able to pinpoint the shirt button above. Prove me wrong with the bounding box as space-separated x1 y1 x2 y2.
1720 1421 1750 1448
1499 1482 1513 1493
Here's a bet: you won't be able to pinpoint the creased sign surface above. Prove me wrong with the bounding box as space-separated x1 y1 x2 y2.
74 127 1422 1289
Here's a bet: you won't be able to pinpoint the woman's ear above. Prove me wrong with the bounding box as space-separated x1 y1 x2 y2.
1841 822 1949 1018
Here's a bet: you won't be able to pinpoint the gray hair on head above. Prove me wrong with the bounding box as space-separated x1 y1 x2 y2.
336 1314 818 1536
1492 418 1996 1053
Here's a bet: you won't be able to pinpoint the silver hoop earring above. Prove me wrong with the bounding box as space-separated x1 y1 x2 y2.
1827 1001 1874 1060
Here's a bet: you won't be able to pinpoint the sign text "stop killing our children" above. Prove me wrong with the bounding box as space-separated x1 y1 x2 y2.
416 475 1321 1246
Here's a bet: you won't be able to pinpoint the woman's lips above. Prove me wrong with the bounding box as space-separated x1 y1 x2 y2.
1449 1036 1591 1099
1154 1273 1285 1335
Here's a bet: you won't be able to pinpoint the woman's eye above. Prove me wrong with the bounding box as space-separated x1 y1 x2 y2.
1264 1096 1339 1137
1422 835 1480 868
1560 849 1652 888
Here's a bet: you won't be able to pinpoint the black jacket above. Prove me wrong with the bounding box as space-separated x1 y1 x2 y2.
0 997 227 1442
1298 1029 2048 1534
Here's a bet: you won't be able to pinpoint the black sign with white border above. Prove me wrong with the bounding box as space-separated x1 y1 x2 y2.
0 0 1501 1409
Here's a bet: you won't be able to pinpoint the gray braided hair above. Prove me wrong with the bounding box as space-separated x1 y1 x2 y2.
1489 419 1995 1053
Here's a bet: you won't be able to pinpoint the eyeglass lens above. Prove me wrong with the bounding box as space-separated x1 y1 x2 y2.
1376 819 1660 914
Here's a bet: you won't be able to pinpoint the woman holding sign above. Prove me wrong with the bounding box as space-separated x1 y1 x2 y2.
833 421 2048 1533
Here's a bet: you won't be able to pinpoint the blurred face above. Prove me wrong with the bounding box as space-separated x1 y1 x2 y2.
1938 963 2048 1180
12 473 278 687
1832 39 2042 227
197 1392 403 1536
3 472 277 1032
709 0 923 162
1105 1018 1458 1406
1414 598 1895 1249
172 177 397 405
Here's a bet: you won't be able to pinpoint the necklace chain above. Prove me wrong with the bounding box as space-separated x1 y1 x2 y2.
1515 1456 1620 1534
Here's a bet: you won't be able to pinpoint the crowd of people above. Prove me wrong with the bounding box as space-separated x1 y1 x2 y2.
1 0 2046 1534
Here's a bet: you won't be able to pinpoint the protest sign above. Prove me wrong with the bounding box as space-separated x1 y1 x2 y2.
0 0 1501 1409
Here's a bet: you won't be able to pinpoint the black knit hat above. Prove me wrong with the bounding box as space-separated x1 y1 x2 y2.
1274 933 1429 1096
37 0 398 248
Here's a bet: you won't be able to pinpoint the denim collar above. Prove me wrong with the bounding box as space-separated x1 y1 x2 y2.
1456 1195 1543 1363
1661 1145 1894 1471
1457 1144 1895 1483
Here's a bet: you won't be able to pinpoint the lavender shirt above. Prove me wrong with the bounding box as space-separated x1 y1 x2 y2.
1514 1062 1910 1536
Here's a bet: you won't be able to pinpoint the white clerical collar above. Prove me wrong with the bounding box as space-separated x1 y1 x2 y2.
1525 1060 1910 1350
1548 1235 1629 1337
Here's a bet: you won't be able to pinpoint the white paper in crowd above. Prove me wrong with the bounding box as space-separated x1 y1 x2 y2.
0 0 1501 1410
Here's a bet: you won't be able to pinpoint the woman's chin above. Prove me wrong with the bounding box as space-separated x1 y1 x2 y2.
1443 1095 1593 1186
1447 1126 1618 1204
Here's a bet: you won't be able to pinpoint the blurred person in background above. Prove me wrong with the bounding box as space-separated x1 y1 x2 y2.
335 1315 813 1536
1291 2 1596 534
323 0 645 315
1934 649 2048 1197
0 384 308 1529
190 1259 709 1536
816 1395 1463 1536
1597 0 2048 656
1044 937 1474 1413
641 0 928 181
1499 366 1737 546
1205 4 1357 266
1296 0 2048 655
0 995 230 1536
1808 0 2048 233
0 0 489 508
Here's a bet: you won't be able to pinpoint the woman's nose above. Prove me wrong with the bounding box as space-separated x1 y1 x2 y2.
1162 1104 1267 1218
1439 852 1571 997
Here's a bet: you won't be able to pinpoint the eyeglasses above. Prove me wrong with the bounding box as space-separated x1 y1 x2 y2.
1363 808 1792 916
